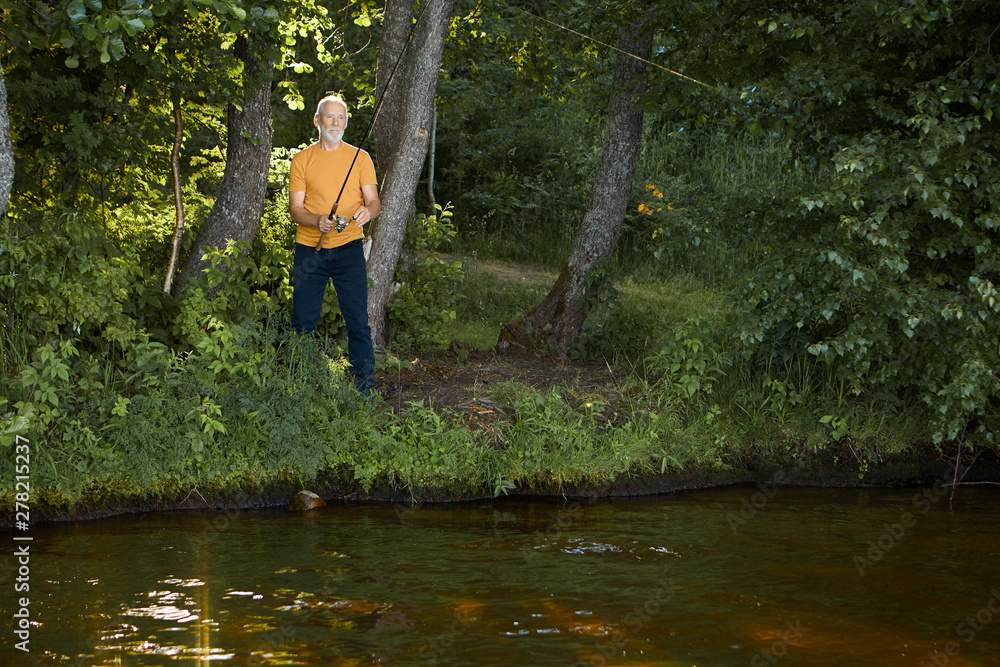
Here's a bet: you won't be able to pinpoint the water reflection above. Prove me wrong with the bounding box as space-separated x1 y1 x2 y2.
1 486 998 666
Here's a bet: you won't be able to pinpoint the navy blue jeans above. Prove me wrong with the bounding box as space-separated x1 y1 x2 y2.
291 240 375 385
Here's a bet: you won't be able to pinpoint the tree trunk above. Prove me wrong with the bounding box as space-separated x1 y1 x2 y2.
499 19 652 356
427 100 438 217
366 0 454 349
163 95 186 294
373 0 415 173
174 36 273 293
0 61 13 218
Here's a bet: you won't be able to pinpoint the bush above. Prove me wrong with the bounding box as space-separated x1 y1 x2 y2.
387 206 465 351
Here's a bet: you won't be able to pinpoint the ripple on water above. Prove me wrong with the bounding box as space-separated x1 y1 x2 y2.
561 539 623 555
519 536 684 560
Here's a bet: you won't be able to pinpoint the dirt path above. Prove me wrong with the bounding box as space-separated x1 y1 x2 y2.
439 253 557 285
374 349 621 429
374 254 619 427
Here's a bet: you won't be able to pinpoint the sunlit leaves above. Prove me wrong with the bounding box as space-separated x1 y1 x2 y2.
2 0 332 240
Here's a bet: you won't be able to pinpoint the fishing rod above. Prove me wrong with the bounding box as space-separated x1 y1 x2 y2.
314 3 426 253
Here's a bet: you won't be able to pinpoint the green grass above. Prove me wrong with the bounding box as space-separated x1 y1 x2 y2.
449 209 577 269
441 258 555 349
434 241 923 469
442 244 735 360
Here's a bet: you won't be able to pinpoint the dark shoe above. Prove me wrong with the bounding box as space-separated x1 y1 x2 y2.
354 376 378 400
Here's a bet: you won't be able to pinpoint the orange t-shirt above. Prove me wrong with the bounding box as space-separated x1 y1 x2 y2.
289 141 378 249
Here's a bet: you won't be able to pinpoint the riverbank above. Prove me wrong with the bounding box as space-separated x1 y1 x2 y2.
6 440 997 529
3 253 998 529
4 348 997 529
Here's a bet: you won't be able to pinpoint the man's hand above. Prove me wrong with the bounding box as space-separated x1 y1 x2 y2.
352 206 373 227
318 215 336 234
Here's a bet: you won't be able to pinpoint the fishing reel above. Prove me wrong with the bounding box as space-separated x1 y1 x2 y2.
314 213 350 253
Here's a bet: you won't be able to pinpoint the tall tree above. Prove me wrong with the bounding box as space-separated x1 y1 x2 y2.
500 16 652 355
174 34 273 293
2 0 327 278
366 0 455 348
0 62 13 218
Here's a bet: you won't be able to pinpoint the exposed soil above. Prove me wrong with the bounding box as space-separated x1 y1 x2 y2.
372 255 617 429
373 347 624 431
444 253 558 285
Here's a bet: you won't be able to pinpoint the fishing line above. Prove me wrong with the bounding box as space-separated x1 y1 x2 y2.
513 7 715 90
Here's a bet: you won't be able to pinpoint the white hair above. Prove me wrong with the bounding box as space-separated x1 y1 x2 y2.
315 94 348 118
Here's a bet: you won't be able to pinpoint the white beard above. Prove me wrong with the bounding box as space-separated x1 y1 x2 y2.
322 128 343 144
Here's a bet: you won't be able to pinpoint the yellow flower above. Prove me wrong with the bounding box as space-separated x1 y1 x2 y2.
637 203 651 214
645 183 655 190
653 189 663 198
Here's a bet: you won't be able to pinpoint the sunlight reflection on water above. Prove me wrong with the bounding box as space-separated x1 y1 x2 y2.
3 487 998 666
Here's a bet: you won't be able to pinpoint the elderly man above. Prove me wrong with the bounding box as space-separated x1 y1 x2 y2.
289 94 380 392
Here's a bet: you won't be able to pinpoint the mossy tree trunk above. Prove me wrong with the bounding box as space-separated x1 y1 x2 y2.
174 36 273 294
500 19 652 356
366 0 454 349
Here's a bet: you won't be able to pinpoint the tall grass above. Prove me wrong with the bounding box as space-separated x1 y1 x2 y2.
619 123 804 286
451 119 803 286
449 207 577 269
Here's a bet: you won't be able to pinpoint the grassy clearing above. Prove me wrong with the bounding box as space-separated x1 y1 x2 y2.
440 257 555 349
440 250 731 362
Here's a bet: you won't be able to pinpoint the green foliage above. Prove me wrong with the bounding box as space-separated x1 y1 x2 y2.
0 299 372 497
0 213 150 347
441 259 552 349
2 0 333 232
626 123 806 287
172 240 291 347
571 272 726 363
0 213 168 432
487 384 714 484
0 399 31 451
387 206 465 350
433 0 607 259
732 0 1000 446
645 318 730 405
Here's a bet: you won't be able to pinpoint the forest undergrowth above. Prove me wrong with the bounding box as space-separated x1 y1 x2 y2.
0 228 973 524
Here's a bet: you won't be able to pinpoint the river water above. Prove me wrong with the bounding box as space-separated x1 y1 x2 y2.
3 485 999 666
